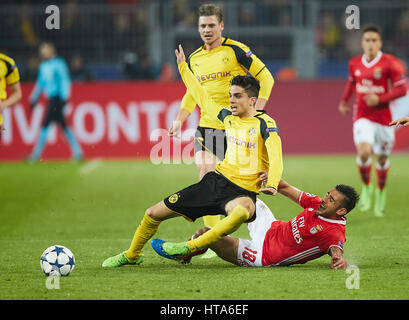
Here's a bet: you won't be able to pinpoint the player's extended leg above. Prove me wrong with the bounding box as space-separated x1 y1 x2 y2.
29 125 49 161
157 196 255 258
188 227 240 265
102 201 179 267
374 155 390 217
55 99 83 161
195 150 221 258
208 234 239 265
29 98 58 161
195 150 221 225
356 142 374 211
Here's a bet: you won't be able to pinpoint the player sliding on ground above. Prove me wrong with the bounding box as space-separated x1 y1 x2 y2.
102 45 282 267
155 179 358 270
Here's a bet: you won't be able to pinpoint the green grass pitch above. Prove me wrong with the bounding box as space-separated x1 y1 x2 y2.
1 154 408 300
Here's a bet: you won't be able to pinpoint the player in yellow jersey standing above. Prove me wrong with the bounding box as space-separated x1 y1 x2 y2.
168 4 275 244
102 44 282 268
0 53 22 140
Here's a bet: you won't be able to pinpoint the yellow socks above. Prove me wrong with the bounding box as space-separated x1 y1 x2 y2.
203 215 221 228
188 205 250 251
125 213 161 260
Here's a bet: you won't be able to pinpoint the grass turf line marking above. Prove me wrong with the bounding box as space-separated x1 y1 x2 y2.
79 160 103 176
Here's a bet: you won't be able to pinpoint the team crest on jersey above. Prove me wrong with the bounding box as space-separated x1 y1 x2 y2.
168 193 179 204
354 69 361 77
374 67 382 79
248 127 256 135
305 192 316 197
310 225 323 234
246 51 253 58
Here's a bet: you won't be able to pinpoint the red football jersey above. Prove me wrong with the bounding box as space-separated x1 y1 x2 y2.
342 51 406 125
262 191 346 266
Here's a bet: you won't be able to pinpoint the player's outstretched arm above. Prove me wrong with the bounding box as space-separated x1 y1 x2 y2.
389 116 409 127
0 82 22 111
329 246 347 270
277 179 302 204
258 174 301 201
175 45 219 119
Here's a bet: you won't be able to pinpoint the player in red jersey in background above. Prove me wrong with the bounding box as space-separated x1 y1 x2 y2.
181 178 358 269
338 24 407 217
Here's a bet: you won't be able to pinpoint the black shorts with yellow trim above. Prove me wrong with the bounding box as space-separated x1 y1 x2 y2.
163 171 257 222
194 126 226 161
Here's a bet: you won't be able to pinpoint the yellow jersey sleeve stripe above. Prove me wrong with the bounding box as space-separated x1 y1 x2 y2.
255 66 266 77
222 42 254 71
187 47 203 71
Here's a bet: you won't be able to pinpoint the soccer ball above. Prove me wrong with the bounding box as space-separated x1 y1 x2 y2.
40 245 75 276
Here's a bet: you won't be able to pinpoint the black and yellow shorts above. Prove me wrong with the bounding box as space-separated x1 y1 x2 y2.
163 171 257 222
194 126 226 161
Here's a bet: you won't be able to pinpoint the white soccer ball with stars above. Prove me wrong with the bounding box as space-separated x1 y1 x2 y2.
40 245 75 276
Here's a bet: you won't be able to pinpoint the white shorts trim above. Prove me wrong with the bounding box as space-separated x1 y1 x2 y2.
353 118 395 155
237 199 276 267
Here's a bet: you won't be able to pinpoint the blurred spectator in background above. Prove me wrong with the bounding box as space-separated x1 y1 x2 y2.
28 42 83 162
174 0 196 30
316 12 342 59
20 2 39 50
159 62 177 83
276 67 297 81
70 54 94 82
239 3 257 26
395 10 409 58
343 29 362 57
121 51 155 80
21 54 40 82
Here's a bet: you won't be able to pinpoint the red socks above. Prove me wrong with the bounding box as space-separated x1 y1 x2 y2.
356 157 372 186
357 157 390 190
375 160 390 191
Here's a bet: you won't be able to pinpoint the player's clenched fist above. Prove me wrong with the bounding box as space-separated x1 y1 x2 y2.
338 101 350 115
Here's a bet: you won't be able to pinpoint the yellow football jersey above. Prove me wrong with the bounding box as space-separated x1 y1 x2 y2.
0 53 20 126
0 53 20 101
181 37 274 130
178 61 283 192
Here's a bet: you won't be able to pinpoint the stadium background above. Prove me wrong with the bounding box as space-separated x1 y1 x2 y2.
0 0 408 161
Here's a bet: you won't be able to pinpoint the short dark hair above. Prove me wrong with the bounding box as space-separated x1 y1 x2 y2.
362 24 382 37
231 75 260 98
198 4 223 22
335 184 359 213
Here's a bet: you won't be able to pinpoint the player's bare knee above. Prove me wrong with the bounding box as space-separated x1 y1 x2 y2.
357 145 371 163
376 155 388 167
358 151 371 162
239 198 255 216
145 205 164 221
145 206 157 219
197 163 215 180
